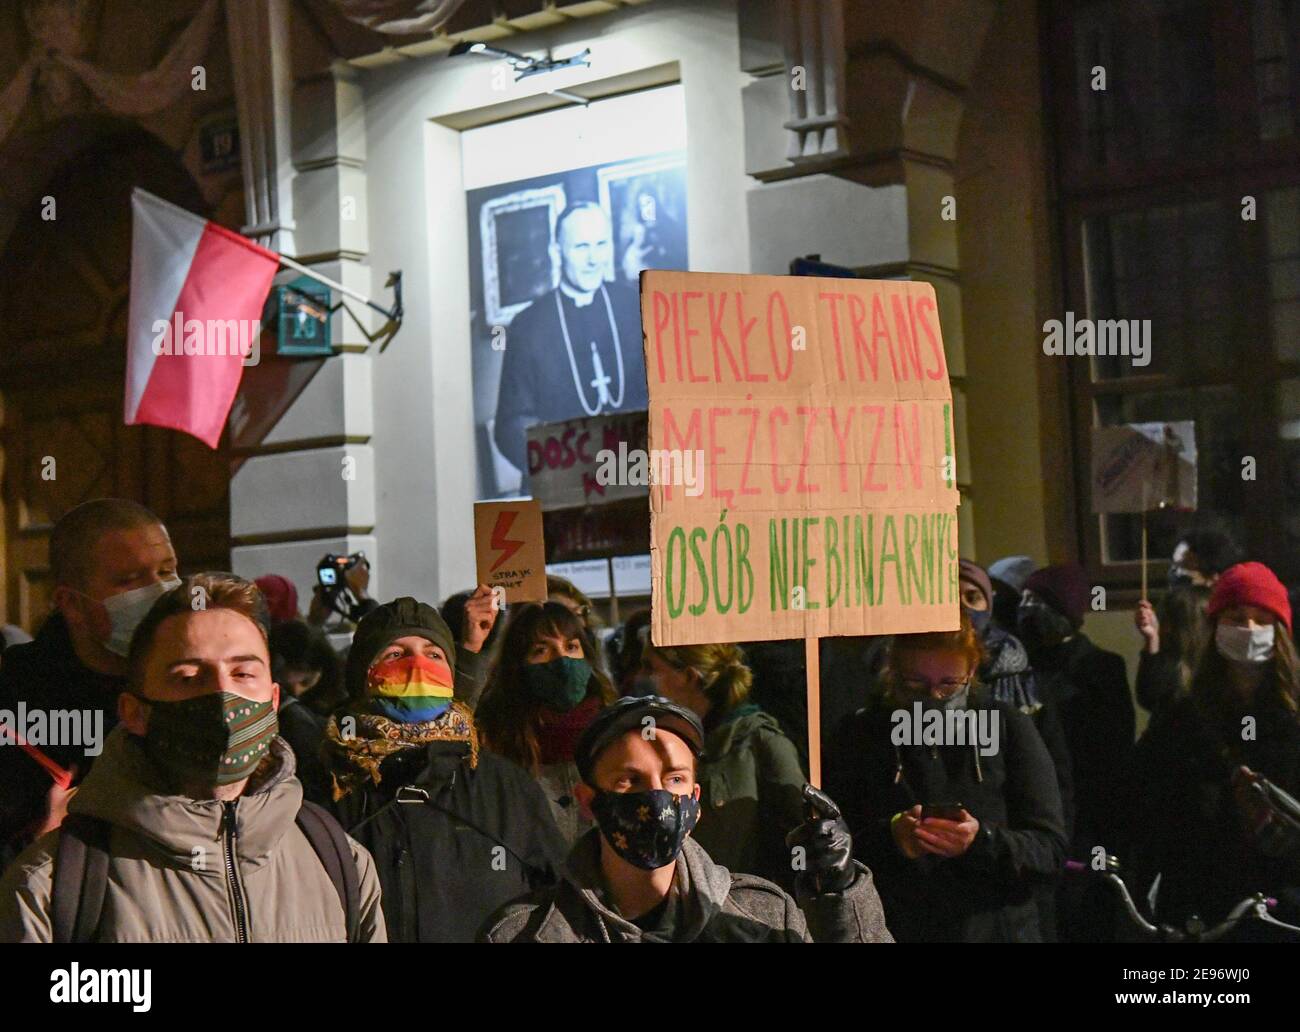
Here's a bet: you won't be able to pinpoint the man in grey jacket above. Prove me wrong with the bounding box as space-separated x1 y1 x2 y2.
482 696 893 942
0 573 386 942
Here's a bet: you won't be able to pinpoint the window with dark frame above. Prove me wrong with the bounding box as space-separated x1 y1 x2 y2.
1046 0 1300 586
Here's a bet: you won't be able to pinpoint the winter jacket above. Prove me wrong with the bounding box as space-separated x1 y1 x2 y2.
453 645 489 709
693 706 808 891
537 759 593 845
826 686 1067 942
1029 634 1133 853
276 696 332 806
481 829 894 942
0 613 124 868
1127 691 1300 931
332 740 569 943
1135 650 1186 715
0 729 386 942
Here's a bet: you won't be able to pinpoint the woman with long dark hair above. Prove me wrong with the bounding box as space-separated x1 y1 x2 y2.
477 601 615 843
1129 562 1300 939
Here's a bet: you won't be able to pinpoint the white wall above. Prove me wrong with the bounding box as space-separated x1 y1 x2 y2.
360 0 751 604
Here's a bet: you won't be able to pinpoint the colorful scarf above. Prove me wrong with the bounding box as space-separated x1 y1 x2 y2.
536 694 604 766
324 700 478 800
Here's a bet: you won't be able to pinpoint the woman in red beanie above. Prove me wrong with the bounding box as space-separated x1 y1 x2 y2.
1128 561 1300 940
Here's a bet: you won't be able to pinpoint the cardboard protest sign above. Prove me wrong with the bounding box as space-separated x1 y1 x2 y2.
641 270 962 647
526 411 649 511
1091 421 1197 514
474 499 548 603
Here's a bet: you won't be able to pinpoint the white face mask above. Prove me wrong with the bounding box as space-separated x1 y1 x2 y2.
1215 622 1275 665
100 578 182 657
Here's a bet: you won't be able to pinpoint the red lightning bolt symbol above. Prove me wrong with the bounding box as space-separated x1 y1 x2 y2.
489 511 525 572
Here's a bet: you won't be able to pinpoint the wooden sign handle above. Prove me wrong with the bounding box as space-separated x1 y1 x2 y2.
805 635 821 788
1140 510 1148 601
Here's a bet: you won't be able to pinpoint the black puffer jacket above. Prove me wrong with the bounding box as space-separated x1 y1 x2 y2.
827 685 1067 942
332 741 568 943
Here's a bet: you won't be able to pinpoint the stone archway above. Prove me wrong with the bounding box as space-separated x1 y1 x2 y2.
0 118 232 630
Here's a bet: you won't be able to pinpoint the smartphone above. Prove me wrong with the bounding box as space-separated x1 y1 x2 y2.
921 803 965 822
318 567 337 586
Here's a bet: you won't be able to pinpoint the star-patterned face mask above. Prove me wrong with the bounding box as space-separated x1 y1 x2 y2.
590 787 701 870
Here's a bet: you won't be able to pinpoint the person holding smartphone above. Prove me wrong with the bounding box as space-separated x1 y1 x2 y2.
826 612 1067 942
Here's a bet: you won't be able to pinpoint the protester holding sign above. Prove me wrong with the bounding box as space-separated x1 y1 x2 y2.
826 614 1067 942
481 695 893 942
1128 563 1300 939
1132 527 1242 715
323 598 567 942
477 601 616 843
636 641 808 890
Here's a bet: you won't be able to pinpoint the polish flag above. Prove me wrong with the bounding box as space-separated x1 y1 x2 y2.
125 188 280 448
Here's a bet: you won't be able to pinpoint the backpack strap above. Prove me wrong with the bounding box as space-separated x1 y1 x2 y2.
51 813 111 944
296 800 360 942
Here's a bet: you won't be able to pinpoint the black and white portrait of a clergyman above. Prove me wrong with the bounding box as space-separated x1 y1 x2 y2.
492 202 647 474
466 152 688 497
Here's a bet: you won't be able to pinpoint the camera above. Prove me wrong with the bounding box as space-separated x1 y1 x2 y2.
316 552 364 588
315 552 368 621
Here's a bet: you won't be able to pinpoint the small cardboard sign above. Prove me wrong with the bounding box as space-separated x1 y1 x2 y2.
640 269 962 647
474 499 548 603
1091 421 1197 514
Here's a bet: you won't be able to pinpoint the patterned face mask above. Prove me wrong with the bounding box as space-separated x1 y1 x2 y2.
138 691 278 786
366 653 454 723
590 788 701 870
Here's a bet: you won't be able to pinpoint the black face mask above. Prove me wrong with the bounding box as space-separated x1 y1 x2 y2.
590 788 701 870
1017 602 1074 649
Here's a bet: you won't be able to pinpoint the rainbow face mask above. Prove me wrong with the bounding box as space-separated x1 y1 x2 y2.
366 653 455 723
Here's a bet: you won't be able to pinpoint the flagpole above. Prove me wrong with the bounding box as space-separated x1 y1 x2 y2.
276 253 398 321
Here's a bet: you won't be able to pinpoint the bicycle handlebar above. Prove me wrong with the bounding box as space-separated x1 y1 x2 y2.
1064 857 1300 942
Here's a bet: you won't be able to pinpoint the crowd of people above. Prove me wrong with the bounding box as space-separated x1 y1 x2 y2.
0 497 1296 943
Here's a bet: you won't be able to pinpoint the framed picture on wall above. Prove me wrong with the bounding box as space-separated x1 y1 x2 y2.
479 185 567 328
465 150 688 498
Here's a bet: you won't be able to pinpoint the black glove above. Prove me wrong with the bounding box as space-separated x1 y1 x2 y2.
785 784 856 895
